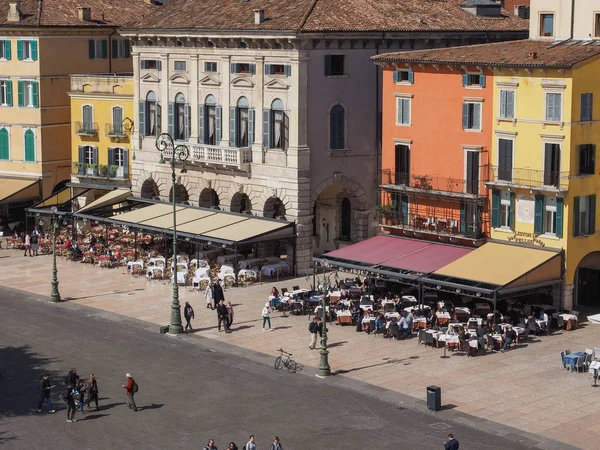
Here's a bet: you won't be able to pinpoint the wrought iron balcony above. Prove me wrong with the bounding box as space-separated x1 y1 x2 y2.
162 143 252 171
75 122 98 137
379 169 488 199
380 215 487 241
487 166 569 192
72 163 129 179
106 123 127 138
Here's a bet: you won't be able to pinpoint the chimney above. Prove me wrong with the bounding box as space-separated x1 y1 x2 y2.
78 7 92 22
254 9 265 25
7 1 23 22
528 52 537 59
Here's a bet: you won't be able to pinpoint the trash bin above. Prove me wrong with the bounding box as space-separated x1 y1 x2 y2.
427 385 441 411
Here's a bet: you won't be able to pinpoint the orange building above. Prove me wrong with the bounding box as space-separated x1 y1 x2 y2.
376 61 493 245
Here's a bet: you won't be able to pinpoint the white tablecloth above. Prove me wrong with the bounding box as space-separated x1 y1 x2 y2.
261 262 290 277
455 307 471 314
437 312 451 319
559 313 578 321
437 334 459 344
361 317 376 324
217 254 243 266
385 312 400 319
337 311 352 317
238 258 263 270
127 261 144 271
402 295 417 303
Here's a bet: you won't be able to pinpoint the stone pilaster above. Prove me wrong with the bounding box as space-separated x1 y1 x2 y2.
562 283 574 311
220 55 231 146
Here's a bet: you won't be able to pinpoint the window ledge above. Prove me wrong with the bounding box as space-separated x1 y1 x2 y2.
539 233 560 240
496 117 516 125
464 85 483 90
494 227 513 234
394 81 413 86
394 122 411 127
327 148 350 156
326 75 349 79
542 121 564 130
463 128 482 133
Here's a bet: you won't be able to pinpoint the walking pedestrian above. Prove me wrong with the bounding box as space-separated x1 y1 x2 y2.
226 301 234 329
444 434 459 450
122 373 138 412
245 435 256 450
184 301 195 332
270 437 283 450
308 317 319 349
65 386 77 422
203 439 217 450
227 443 238 450
205 282 214 309
86 374 99 410
23 232 32 257
217 300 229 332
65 368 79 388
262 302 272 331
36 373 56 413
30 230 39 256
213 280 225 309
75 380 86 413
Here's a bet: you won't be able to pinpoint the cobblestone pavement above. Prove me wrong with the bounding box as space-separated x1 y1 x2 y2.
2 250 599 449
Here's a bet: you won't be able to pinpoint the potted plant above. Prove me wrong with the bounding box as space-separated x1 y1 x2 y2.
98 165 109 177
85 163 98 176
389 203 398 225
109 165 119 178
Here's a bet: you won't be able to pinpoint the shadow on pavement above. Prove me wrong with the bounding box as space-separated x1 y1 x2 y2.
328 341 348 348
80 413 110 421
96 402 125 411
62 288 145 302
137 403 164 411
0 429 18 445
231 325 254 332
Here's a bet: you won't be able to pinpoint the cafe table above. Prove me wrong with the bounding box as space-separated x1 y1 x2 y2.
563 352 585 371
337 311 353 325
558 313 578 331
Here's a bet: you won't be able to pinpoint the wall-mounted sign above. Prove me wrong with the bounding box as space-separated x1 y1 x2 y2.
506 231 546 247
517 195 535 224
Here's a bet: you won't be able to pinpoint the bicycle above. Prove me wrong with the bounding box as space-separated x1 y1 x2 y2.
274 348 297 373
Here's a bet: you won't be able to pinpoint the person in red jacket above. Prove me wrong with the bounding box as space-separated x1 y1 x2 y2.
122 373 137 412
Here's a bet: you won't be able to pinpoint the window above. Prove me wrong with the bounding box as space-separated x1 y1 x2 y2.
340 198 351 240
174 61 186 71
545 93 562 121
544 196 557 235
535 195 563 237
172 93 187 141
466 151 480 194
230 96 253 148
108 147 129 178
238 97 249 147
18 81 38 108
141 60 161 70
0 40 10 60
24 129 35 162
462 102 481 130
462 74 485 88
200 94 221 145
271 99 285 149
82 105 93 127
396 97 411 126
0 80 12 106
544 143 560 187
265 64 291 76
325 55 345 76
573 195 596 237
500 191 511 228
393 70 414 84
0 128 9 160
492 190 513 230
596 14 600 38
540 13 554 37
88 39 107 59
17 40 37 61
329 104 345 150
112 40 130 59
83 145 94 165
498 139 513 182
112 107 123 135
231 63 255 74
395 144 410 185
205 62 217 72
141 91 160 137
579 144 595 176
499 90 515 119
581 93 593 122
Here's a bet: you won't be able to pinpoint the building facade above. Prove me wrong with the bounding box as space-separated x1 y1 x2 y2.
123 0 527 273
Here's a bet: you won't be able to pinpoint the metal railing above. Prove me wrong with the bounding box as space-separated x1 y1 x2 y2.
75 122 98 136
163 142 252 169
72 163 128 179
106 123 127 137
488 166 569 191
381 216 486 239
379 169 488 197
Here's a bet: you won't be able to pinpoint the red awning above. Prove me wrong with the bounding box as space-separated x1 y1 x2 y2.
322 235 473 274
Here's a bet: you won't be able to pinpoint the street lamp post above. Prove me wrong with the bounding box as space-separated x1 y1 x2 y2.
316 270 339 378
45 206 61 302
156 133 189 335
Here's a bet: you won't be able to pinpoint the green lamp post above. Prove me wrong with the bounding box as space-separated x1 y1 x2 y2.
156 132 189 335
316 269 339 378
45 206 61 302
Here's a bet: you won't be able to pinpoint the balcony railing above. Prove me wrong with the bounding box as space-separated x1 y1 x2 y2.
72 163 129 179
380 216 486 240
380 169 488 198
106 123 127 138
163 143 252 170
487 166 569 191
75 122 99 137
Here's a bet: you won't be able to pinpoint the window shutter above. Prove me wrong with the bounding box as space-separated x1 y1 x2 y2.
156 60 162 71
393 71 400 83
229 107 237 147
140 60 146 70
185 104 191 140
101 40 107 59
78 145 85 164
462 103 468 129
506 91 514 118
156 103 162 134
4 40 10 60
491 189 500 228
283 112 289 151
400 194 409 225
500 90 506 117
123 149 129 178
408 71 414 84
509 192 515 229
88 40 95 59
6 80 12 107
17 40 22 60
112 39 118 58
460 202 466 234
473 103 481 129
231 63 237 74
215 106 222 145
534 195 544 235
573 196 580 237
107 147 115 166
32 82 38 108
556 197 564 238
461 74 468 86
198 105 205 144
545 93 553 120
168 102 174 137
324 55 332 76
92 147 98 165
262 109 271 149
590 194 596 235
250 64 256 75
31 41 38 61
125 40 131 58
0 129 8 160
284 65 291 76
248 108 255 146
479 74 485 88
138 101 146 137
17 81 23 107
592 144 596 173
544 143 553 185
264 64 271 75
402 99 410 124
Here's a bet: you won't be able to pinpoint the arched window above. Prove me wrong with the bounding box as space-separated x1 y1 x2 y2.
169 183 189 204
174 93 186 141
199 188 220 209
341 197 351 240
141 179 160 199
202 94 220 145
145 91 157 136
236 96 250 147
82 105 93 134
330 104 345 150
271 99 285 149
0 128 8 160
112 106 124 135
24 129 35 162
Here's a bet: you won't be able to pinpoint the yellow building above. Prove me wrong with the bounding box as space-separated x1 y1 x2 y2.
69 74 134 204
0 0 155 223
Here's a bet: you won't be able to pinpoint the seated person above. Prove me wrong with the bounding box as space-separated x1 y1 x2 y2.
374 315 386 335
540 311 549 330
398 315 410 338
501 326 517 352
446 325 457 336
428 311 437 328
270 286 280 298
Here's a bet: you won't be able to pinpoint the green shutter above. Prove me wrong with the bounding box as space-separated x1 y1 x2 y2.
16 40 22 60
509 192 515 230
408 71 414 84
124 40 131 58
460 202 466 234
479 74 486 88
573 196 580 237
4 40 10 60
491 189 500 228
393 71 400 83
0 128 8 160
215 106 222 145
230 107 237 147
24 130 34 162
30 41 37 61
534 195 544 235
138 101 145 137
123 149 129 178
556 197 563 238
6 80 12 107
17 81 23 107
401 194 409 225
101 40 107 59
88 40 95 59
112 39 118 58
324 55 332 76
32 82 38 108
590 194 596 235
461 74 468 86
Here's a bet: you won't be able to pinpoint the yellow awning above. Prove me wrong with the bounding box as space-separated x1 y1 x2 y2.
434 242 561 287
34 187 73 208
78 189 131 213
0 178 40 203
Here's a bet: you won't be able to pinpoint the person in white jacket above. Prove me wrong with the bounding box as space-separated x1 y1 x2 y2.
205 282 213 310
262 303 272 331
245 435 256 450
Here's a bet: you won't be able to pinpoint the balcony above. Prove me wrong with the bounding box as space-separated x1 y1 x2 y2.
75 122 99 137
106 123 127 138
72 163 129 179
380 215 487 242
487 166 569 192
380 169 488 199
162 143 252 171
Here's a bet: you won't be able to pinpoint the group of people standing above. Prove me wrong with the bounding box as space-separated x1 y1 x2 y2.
21 226 42 257
202 280 235 332
203 435 283 450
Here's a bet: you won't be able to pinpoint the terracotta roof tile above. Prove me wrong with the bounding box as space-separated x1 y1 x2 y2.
128 0 528 33
0 0 156 28
372 39 600 69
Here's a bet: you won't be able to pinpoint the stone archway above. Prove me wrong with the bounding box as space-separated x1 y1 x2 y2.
141 179 160 199
199 188 220 209
169 183 189 204
264 197 286 219
575 251 600 308
230 192 251 214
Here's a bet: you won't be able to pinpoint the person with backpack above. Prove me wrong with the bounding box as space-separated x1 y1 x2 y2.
74 380 86 413
204 439 217 450
269 437 282 450
30 230 39 256
184 302 195 332
36 373 56 413
86 374 99 410
217 300 229 332
244 435 256 450
65 386 77 423
309 317 319 350
65 368 79 388
122 373 138 412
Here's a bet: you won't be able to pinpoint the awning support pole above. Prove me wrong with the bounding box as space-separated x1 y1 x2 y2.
134 230 138 261
234 243 239 287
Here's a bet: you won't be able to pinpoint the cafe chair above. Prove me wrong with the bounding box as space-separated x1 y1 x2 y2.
292 285 300 291
518 329 530 344
487 335 498 351
575 356 585 373
389 324 400 340
584 353 593 371
594 347 600 360
425 332 435 348
556 316 565 330
571 310 580 319
418 329 427 345
281 287 288 296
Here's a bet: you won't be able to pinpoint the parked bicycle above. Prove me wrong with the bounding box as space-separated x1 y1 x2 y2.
274 348 297 373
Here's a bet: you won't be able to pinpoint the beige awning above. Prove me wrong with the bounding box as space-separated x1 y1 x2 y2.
0 177 40 203
34 187 73 208
78 189 131 213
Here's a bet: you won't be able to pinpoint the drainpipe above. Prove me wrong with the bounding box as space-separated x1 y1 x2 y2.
570 0 575 39
108 29 117 73
375 36 381 209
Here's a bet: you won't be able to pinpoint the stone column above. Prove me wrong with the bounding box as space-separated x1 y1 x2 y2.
220 55 231 146
562 283 574 311
189 54 199 142
252 55 264 163
159 53 169 134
